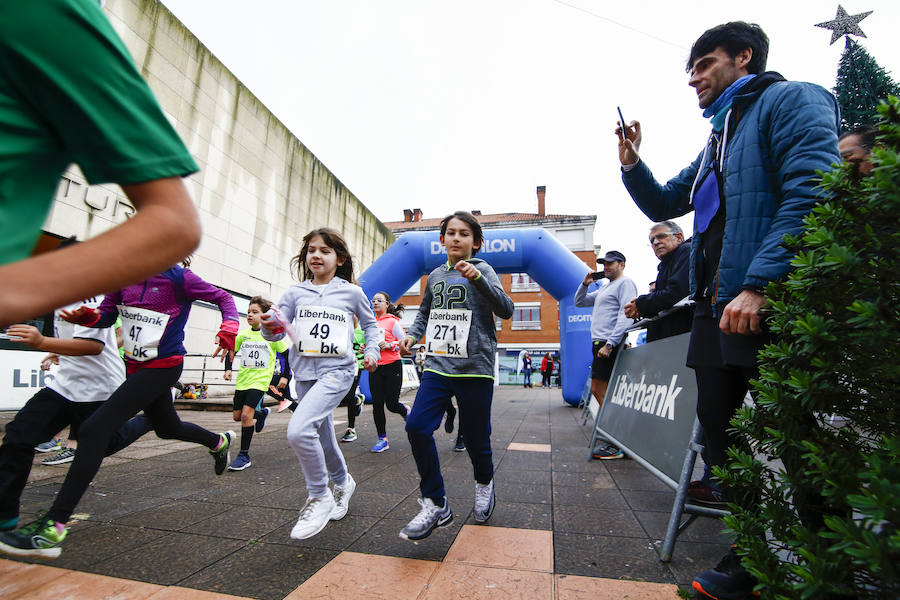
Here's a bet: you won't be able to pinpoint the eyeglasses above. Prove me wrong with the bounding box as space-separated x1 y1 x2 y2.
649 232 673 243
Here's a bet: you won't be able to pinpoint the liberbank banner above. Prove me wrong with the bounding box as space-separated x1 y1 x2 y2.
596 333 697 482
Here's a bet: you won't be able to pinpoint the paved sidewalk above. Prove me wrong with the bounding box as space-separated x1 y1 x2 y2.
0 387 729 599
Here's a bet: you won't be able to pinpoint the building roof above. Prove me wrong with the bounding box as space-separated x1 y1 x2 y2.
384 212 596 232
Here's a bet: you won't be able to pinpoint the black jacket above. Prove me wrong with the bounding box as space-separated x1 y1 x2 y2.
635 241 693 342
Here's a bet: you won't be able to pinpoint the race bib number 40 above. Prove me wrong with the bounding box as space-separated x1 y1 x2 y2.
241 341 270 369
295 306 350 357
425 309 471 358
119 305 169 362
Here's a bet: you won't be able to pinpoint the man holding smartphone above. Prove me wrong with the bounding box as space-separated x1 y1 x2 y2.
615 21 839 599
573 251 637 460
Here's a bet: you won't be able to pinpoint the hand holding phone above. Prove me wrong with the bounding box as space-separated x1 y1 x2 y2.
591 271 606 281
617 106 627 139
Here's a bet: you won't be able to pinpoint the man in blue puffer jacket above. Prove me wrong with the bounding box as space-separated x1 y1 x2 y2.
616 22 839 600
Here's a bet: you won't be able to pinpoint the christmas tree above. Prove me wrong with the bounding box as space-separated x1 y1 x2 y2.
833 38 900 132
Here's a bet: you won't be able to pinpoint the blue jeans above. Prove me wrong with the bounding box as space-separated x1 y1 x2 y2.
406 371 494 503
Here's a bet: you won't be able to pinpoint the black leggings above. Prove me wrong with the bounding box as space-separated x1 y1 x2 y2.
47 364 219 523
342 372 361 428
369 360 406 437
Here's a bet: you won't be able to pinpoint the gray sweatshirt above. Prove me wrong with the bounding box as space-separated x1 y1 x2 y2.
264 278 380 381
406 259 514 379
574 276 638 347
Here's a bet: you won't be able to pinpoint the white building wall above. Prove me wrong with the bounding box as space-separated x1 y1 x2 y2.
35 0 393 392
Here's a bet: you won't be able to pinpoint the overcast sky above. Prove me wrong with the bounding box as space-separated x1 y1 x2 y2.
160 0 898 286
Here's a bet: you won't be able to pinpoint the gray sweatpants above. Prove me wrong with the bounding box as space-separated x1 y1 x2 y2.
287 369 355 497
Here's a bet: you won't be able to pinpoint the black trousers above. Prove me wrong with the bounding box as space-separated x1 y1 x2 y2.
369 361 406 437
0 388 153 521
47 364 218 523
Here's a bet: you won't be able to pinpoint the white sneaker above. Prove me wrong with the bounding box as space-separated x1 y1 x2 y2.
473 480 495 523
290 491 335 540
399 497 453 541
330 473 356 521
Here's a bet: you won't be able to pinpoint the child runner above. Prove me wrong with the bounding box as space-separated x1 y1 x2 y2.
368 292 409 453
0 295 125 536
223 296 290 471
398 211 513 541
0 263 238 558
339 322 366 443
260 228 379 540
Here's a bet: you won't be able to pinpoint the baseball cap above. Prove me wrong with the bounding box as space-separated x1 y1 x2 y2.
597 250 626 264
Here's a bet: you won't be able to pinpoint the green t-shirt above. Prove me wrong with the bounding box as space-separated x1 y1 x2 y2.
0 0 199 265
235 328 290 391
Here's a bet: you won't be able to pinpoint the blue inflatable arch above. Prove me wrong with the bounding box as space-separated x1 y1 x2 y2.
358 228 594 405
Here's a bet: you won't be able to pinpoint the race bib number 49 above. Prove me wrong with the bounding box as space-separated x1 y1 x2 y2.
119 305 169 362
295 306 350 357
425 309 471 358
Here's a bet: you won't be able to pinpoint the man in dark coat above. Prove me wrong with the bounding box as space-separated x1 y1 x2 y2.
624 221 692 342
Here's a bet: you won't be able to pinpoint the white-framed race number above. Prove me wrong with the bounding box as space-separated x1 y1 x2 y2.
295 306 350 357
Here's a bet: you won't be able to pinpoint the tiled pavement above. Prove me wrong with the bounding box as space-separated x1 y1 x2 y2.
0 386 730 599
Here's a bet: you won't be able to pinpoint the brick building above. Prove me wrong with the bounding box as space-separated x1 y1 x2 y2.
381 187 598 385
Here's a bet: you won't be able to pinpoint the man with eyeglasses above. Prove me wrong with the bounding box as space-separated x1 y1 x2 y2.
614 21 839 599
624 221 691 342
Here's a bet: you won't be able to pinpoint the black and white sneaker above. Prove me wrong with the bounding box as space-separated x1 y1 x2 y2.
209 431 234 475
473 480 495 523
41 447 75 465
399 497 453 541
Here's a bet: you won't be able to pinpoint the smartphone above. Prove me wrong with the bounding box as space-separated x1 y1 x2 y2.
591 272 606 280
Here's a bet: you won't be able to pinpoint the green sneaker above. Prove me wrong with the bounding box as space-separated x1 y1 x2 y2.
209 431 234 475
0 516 67 558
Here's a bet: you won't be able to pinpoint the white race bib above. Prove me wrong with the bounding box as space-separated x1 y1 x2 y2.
295 306 350 357
425 309 471 358
240 341 270 369
118 305 169 362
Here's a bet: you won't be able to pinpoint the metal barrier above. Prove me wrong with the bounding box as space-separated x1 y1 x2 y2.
585 300 728 562
178 353 233 398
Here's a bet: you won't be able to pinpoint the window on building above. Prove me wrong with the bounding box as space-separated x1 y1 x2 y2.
399 306 419 331
555 228 586 250
495 316 502 331
510 273 540 292
401 280 421 297
511 303 541 330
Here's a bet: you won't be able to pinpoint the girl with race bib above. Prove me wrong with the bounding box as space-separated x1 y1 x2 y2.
397 211 513 541
223 296 290 471
368 292 409 453
0 262 239 557
260 228 379 540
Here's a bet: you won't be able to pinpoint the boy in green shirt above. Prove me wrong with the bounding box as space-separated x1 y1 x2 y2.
224 297 290 470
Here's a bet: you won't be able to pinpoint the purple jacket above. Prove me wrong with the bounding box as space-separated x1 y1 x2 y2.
95 266 238 362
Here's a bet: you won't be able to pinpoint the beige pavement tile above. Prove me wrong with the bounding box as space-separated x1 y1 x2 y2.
0 559 68 598
508 443 552 453
422 562 553 600
148 586 250 599
445 525 553 572
284 551 439 599
555 574 680 599
112 446 188 460
9 568 162 599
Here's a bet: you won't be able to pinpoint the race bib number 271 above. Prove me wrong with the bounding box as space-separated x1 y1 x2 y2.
425 309 471 358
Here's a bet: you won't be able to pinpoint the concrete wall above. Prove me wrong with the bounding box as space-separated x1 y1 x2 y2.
39 0 392 387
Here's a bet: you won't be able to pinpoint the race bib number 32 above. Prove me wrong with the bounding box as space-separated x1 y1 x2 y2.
118 305 169 362
295 306 350 357
426 309 471 358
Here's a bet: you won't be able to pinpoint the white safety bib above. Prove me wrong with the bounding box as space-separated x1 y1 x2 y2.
425 309 471 358
240 341 270 369
118 305 169 362
295 306 350 357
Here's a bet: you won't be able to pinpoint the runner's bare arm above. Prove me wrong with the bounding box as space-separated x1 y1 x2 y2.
0 177 201 327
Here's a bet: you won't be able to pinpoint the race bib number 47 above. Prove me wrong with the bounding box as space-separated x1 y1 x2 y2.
119 305 169 362
295 306 350 357
425 309 471 358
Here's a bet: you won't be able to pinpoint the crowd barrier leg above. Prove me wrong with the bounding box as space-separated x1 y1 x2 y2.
659 417 729 561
